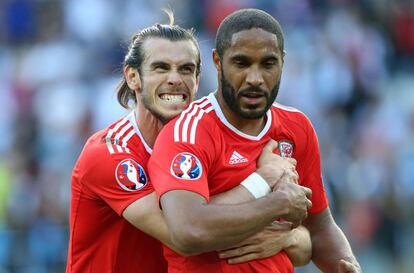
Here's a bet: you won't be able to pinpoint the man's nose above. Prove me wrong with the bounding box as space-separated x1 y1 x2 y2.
246 66 264 87
167 71 182 86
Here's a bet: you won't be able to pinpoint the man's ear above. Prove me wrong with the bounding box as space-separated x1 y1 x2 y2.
212 49 221 71
213 49 223 84
123 66 141 92
195 75 200 93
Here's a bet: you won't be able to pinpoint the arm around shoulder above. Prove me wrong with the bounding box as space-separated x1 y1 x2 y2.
160 189 296 255
122 193 173 248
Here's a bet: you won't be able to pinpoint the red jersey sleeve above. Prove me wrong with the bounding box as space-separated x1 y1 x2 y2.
295 114 328 214
78 142 154 216
149 118 217 202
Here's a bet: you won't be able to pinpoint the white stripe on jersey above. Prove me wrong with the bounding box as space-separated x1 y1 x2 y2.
174 97 209 142
105 117 129 154
272 102 301 113
181 101 211 142
114 123 132 152
189 105 213 144
180 100 211 143
121 127 135 153
105 115 138 154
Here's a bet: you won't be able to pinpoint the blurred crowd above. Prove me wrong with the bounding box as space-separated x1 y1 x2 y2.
0 0 413 272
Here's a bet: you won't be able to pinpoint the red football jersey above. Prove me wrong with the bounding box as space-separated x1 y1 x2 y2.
66 112 167 273
149 93 328 273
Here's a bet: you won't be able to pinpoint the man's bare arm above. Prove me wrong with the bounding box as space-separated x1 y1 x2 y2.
303 208 361 273
122 193 178 251
122 159 295 256
160 179 311 255
124 140 310 257
284 225 312 266
122 156 295 256
217 223 311 266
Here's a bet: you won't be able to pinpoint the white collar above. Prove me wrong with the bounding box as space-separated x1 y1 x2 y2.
127 111 153 154
207 93 272 141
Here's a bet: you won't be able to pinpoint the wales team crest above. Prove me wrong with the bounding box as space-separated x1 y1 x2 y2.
278 140 294 158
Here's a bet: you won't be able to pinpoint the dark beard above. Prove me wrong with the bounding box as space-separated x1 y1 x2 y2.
221 69 280 119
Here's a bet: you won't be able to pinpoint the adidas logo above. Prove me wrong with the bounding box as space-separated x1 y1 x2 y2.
229 151 248 165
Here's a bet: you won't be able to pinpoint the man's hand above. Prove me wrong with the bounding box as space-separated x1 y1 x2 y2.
338 259 362 273
217 221 293 264
218 223 312 266
256 140 298 189
271 179 312 227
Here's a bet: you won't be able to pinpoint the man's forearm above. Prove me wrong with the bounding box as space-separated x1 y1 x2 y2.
210 184 255 204
161 190 291 255
284 226 312 266
305 208 360 272
312 223 359 272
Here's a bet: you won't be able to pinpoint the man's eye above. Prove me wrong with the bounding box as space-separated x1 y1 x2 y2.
181 66 194 74
264 62 275 68
234 60 247 67
154 65 168 71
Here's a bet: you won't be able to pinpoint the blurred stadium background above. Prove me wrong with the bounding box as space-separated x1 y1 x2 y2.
1 0 414 272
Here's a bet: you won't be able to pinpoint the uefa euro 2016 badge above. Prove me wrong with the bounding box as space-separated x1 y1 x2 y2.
170 152 202 180
115 159 147 191
278 140 294 158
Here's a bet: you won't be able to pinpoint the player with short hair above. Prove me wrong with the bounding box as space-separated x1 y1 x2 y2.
149 8 361 273
66 12 313 273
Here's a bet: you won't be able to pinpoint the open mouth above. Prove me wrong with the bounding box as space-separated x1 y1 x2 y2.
242 93 264 99
159 93 187 103
240 92 266 105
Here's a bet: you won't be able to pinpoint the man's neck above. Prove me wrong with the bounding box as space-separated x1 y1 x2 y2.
214 91 266 137
134 104 164 149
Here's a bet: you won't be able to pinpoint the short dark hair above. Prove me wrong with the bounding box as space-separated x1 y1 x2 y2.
117 12 201 109
215 9 284 59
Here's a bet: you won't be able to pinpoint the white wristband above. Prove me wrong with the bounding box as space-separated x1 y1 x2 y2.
240 172 271 199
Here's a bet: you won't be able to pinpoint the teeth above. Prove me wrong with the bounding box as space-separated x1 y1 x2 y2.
160 94 185 102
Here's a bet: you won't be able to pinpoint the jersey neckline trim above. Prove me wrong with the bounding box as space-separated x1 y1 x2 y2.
128 111 153 154
207 93 272 141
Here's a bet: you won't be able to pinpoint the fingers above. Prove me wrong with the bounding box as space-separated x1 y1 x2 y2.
300 186 313 210
282 170 299 184
293 169 299 178
217 233 260 250
306 199 313 210
286 157 297 167
338 259 359 273
218 244 257 259
282 159 297 172
263 139 278 153
269 220 293 231
227 253 260 264
290 220 302 229
217 241 251 251
302 186 312 199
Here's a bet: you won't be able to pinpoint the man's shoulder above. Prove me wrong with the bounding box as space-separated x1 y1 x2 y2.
77 114 146 174
161 96 217 142
82 116 129 155
81 128 110 156
271 102 313 130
